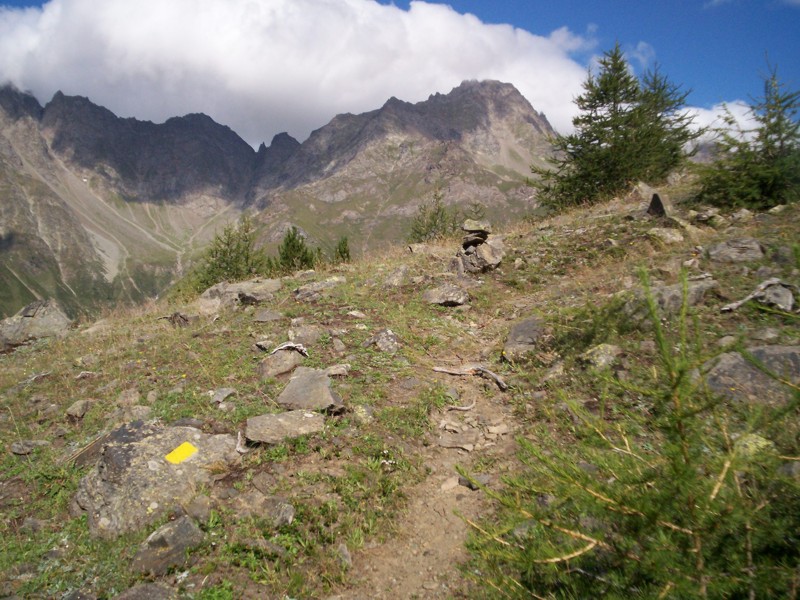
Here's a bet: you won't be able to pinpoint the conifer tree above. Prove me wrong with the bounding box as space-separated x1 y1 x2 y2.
696 65 800 209
533 44 699 208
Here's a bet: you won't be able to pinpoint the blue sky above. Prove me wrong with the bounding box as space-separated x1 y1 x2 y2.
384 0 800 109
0 0 797 145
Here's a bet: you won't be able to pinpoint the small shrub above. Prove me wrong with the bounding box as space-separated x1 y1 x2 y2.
407 189 461 243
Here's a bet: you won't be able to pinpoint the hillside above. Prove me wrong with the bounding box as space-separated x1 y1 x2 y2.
0 80 554 319
1 184 797 598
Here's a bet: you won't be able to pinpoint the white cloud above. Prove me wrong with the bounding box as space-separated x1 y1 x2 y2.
687 100 757 142
0 0 594 146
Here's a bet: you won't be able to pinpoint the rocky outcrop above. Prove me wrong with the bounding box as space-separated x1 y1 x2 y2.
0 299 71 352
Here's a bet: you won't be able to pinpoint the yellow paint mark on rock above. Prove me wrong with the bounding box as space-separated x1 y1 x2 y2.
165 442 198 464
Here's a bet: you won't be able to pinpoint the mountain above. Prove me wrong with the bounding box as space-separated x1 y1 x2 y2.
0 80 555 317
251 80 555 251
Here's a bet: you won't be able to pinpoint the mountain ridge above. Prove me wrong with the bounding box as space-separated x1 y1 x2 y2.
0 79 555 317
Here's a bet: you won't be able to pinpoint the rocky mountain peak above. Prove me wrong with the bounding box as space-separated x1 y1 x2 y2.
0 83 43 121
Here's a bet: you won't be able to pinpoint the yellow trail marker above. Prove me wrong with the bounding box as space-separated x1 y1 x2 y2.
165 442 198 464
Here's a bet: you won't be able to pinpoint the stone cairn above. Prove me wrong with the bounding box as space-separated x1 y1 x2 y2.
453 219 506 274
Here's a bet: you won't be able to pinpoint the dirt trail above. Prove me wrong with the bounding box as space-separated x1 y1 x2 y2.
340 375 518 599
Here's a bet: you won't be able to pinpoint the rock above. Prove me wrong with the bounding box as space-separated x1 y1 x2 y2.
253 309 283 323
199 278 282 309
246 410 325 444
761 282 795 312
258 349 305 379
325 364 351 377
337 543 353 569
383 265 409 288
229 489 294 525
647 228 684 245
20 517 47 533
0 299 71 352
351 405 374 425
462 219 492 234
113 583 177 600
503 317 545 361
437 431 481 452
703 346 800 405
294 276 346 302
423 284 469 306
210 387 236 404
580 344 623 369
331 338 347 354
131 516 204 576
734 434 776 459
460 236 506 273
74 422 239 538
646 192 672 217
625 277 718 323
462 232 489 248
158 312 197 328
731 208 754 222
458 473 491 490
10 440 50 455
275 367 344 412
184 495 212 523
288 324 323 345
362 328 400 354
67 399 92 419
707 238 764 263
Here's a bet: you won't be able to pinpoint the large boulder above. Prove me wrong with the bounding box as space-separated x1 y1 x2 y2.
0 299 71 352
624 277 719 324
74 422 239 538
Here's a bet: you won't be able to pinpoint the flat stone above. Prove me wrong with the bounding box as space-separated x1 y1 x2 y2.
462 219 492 234
200 278 282 309
253 309 283 323
275 367 343 412
294 276 346 302
625 277 718 324
131 516 204 576
113 583 177 600
458 473 491 490
437 431 481 451
258 349 305 379
647 228 684 245
10 440 50 455
362 328 400 354
423 284 469 306
708 238 764 263
246 410 325 444
503 317 544 361
703 346 800 405
288 324 323 345
210 387 236 404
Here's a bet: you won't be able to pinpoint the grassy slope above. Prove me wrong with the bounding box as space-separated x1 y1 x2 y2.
0 184 797 598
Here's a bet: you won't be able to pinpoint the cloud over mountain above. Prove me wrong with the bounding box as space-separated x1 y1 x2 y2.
0 0 593 146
